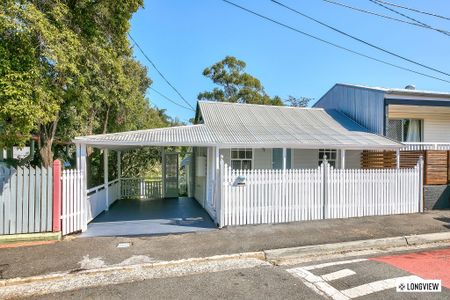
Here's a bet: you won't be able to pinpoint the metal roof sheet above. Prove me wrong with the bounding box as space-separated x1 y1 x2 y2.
74 101 402 150
335 83 450 98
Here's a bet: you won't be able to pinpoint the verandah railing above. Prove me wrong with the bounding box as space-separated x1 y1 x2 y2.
120 178 163 200
401 142 450 151
219 158 423 227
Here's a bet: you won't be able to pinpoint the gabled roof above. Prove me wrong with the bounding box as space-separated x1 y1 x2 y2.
74 101 402 150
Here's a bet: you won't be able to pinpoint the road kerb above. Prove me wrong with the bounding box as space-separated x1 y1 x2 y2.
265 232 450 265
1 232 449 289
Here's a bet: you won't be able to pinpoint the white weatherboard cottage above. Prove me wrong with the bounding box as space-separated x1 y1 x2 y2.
67 100 424 235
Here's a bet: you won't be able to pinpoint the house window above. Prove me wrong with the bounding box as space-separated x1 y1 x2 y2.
231 148 252 170
387 119 423 142
319 149 337 168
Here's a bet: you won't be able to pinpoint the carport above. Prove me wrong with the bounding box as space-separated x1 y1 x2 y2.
72 124 222 237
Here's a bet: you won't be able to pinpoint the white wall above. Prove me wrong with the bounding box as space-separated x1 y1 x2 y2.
293 149 319 169
345 150 362 169
219 148 361 170
194 147 207 207
424 119 450 142
254 149 272 169
219 148 230 165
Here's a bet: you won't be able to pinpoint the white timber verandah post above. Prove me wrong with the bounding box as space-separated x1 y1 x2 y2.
218 154 225 228
396 149 401 169
161 147 165 199
117 151 121 198
282 148 287 222
76 143 88 232
418 155 424 212
340 149 346 169
215 147 220 224
103 148 109 211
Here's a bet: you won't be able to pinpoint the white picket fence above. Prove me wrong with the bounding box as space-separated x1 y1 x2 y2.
219 159 423 227
60 169 84 235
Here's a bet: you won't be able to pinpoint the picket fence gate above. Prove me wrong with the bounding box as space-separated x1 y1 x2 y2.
0 165 53 235
60 169 85 235
219 158 423 227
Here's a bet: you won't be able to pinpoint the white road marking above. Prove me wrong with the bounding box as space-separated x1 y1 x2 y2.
321 269 356 281
288 258 422 299
288 267 350 300
341 275 421 298
303 258 367 271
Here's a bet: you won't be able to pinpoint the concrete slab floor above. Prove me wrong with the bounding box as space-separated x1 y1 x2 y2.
80 197 217 237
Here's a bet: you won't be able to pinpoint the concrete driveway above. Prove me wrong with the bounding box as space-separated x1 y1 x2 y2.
81 197 216 237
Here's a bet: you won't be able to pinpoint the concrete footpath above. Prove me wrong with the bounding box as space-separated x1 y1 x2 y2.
0 211 449 280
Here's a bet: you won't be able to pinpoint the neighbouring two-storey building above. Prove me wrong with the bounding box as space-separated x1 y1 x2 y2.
315 83 450 209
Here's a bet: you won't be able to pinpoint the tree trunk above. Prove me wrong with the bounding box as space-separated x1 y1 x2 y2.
39 117 58 168
39 138 53 167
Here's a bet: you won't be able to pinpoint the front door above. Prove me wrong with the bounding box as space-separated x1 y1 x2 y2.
164 153 179 198
272 148 292 169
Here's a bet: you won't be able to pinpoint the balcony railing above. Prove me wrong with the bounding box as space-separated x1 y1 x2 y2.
401 142 450 151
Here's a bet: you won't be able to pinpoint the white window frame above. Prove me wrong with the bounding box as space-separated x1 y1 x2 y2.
230 148 253 170
319 149 337 168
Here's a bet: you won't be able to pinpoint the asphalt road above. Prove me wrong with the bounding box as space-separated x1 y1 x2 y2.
27 246 450 300
2 211 449 281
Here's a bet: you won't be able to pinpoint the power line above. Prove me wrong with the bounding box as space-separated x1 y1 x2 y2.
271 0 450 77
374 0 450 21
150 87 195 111
220 0 450 84
128 34 195 110
369 0 450 37
321 0 450 34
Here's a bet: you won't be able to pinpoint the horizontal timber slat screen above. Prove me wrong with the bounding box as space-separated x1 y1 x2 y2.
361 151 396 169
219 159 423 227
0 165 53 235
425 151 448 185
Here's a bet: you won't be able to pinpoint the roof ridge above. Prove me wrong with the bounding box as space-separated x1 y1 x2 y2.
198 101 323 110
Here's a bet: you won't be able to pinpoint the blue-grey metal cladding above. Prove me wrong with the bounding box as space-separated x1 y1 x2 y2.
314 84 386 135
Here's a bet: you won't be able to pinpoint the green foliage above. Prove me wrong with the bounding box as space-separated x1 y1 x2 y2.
285 95 314 107
0 0 78 148
1 0 171 169
198 56 283 105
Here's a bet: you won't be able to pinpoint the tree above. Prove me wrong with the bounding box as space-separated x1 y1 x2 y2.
1 0 81 164
198 56 283 105
1 0 170 168
285 96 314 108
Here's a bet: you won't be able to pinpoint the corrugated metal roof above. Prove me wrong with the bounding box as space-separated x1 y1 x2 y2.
335 83 450 98
74 101 402 150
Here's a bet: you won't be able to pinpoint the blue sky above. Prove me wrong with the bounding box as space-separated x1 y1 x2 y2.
130 0 450 122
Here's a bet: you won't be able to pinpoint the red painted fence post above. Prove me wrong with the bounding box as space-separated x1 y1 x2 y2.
52 160 62 232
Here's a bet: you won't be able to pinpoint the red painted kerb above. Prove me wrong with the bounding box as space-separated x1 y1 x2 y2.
52 160 62 232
